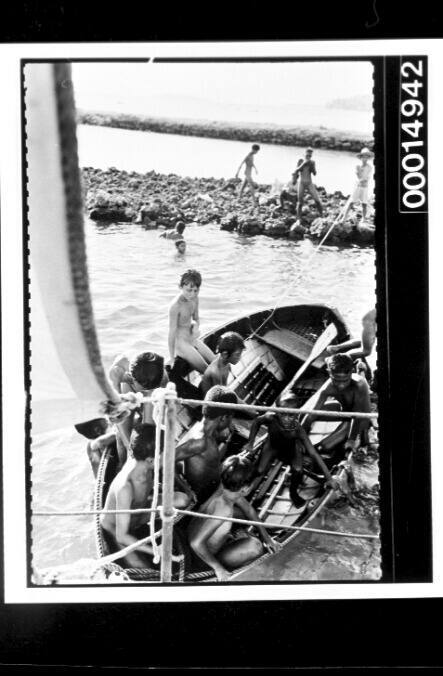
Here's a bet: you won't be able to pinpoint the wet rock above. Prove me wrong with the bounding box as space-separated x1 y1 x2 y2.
288 222 306 240
220 214 238 232
89 207 133 222
264 220 290 237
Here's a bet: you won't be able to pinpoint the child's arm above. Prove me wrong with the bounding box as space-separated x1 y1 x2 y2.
310 161 317 176
298 427 338 489
189 511 231 581
168 301 179 363
235 157 246 178
200 365 216 397
175 437 207 461
235 495 282 552
243 413 271 454
192 297 200 326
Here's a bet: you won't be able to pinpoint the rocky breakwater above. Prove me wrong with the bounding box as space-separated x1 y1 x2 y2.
82 167 375 247
78 110 373 154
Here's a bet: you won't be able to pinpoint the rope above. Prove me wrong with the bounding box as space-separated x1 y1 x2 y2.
248 207 345 339
150 388 166 564
175 508 379 540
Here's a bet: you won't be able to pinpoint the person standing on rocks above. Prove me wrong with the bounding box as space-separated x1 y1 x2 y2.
235 144 260 205
295 147 323 219
338 147 374 224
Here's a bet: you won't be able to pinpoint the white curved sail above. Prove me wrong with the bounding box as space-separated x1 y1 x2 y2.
26 63 118 434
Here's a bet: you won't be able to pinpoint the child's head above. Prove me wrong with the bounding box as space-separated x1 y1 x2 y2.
326 353 354 390
217 331 245 365
357 147 373 163
276 391 299 429
202 385 237 424
129 352 165 391
305 147 313 158
175 221 186 235
128 423 157 462
252 144 260 153
175 239 186 254
220 455 254 493
179 269 201 300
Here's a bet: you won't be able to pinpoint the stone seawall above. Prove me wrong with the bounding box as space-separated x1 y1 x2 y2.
78 110 373 154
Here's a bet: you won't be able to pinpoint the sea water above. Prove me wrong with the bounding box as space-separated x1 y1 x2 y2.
31 221 380 580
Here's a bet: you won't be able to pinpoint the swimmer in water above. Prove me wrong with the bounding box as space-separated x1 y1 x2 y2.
235 144 260 206
168 269 216 374
160 221 186 240
174 239 186 255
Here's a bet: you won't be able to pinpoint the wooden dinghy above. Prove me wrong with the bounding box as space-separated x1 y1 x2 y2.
94 303 352 582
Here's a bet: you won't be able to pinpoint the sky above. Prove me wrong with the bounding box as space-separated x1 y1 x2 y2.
71 61 373 114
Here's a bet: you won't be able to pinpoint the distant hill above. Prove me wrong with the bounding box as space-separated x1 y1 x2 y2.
327 95 372 111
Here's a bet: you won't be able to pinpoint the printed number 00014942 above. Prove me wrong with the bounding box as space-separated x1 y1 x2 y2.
400 60 426 210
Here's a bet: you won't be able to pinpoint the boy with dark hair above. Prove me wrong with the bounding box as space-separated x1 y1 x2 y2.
160 221 186 240
174 239 186 255
168 269 216 373
243 390 338 508
200 331 245 396
100 423 190 569
295 147 323 218
235 144 260 205
108 351 168 466
188 455 281 581
301 352 372 452
176 385 238 503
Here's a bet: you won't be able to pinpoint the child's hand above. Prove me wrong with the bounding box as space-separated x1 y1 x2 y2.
264 538 282 554
344 439 358 452
215 566 230 582
325 478 339 491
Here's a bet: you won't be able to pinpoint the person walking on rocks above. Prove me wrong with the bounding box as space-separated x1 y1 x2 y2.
339 147 374 224
295 147 323 218
235 144 260 205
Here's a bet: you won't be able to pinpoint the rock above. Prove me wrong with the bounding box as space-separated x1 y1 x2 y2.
353 223 375 245
237 217 263 236
288 222 306 240
264 220 290 237
89 207 133 222
220 214 238 232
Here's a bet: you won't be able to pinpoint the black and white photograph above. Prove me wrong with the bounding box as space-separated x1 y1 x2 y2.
0 40 438 604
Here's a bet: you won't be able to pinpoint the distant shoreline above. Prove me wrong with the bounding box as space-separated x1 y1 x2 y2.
77 110 373 153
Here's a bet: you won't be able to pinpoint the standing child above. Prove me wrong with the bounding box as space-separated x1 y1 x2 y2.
295 147 323 218
235 144 260 205
168 269 216 374
339 147 374 224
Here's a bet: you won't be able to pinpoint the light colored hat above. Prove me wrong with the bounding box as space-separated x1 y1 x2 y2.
357 147 374 159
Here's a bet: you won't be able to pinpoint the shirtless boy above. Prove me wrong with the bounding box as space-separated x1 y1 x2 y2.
200 331 245 397
168 269 216 374
159 221 186 240
235 144 260 205
243 391 338 508
100 424 190 568
175 385 237 503
188 455 281 581
301 353 372 452
108 351 168 465
327 308 377 361
280 171 298 211
175 239 186 255
295 148 323 218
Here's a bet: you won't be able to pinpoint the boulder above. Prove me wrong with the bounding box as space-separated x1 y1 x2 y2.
220 214 238 232
264 220 290 237
288 222 306 240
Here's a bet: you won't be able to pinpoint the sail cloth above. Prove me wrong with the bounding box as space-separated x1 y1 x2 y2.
26 63 119 434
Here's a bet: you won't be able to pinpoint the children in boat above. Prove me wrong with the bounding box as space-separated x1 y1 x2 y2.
168 269 216 374
160 221 186 240
235 144 260 205
188 455 281 581
200 331 245 397
339 147 374 224
108 351 168 465
100 423 190 569
295 148 323 218
301 353 372 453
243 390 338 508
175 385 237 504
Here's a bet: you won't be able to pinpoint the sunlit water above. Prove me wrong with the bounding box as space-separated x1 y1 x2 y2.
31 220 379 580
77 125 371 196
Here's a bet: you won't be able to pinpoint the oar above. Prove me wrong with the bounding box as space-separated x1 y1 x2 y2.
286 322 338 391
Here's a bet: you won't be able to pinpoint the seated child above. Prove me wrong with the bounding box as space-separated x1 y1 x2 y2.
108 351 168 466
243 390 338 508
101 423 190 569
188 455 281 581
200 331 245 396
176 385 237 504
168 269 216 374
301 352 372 452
